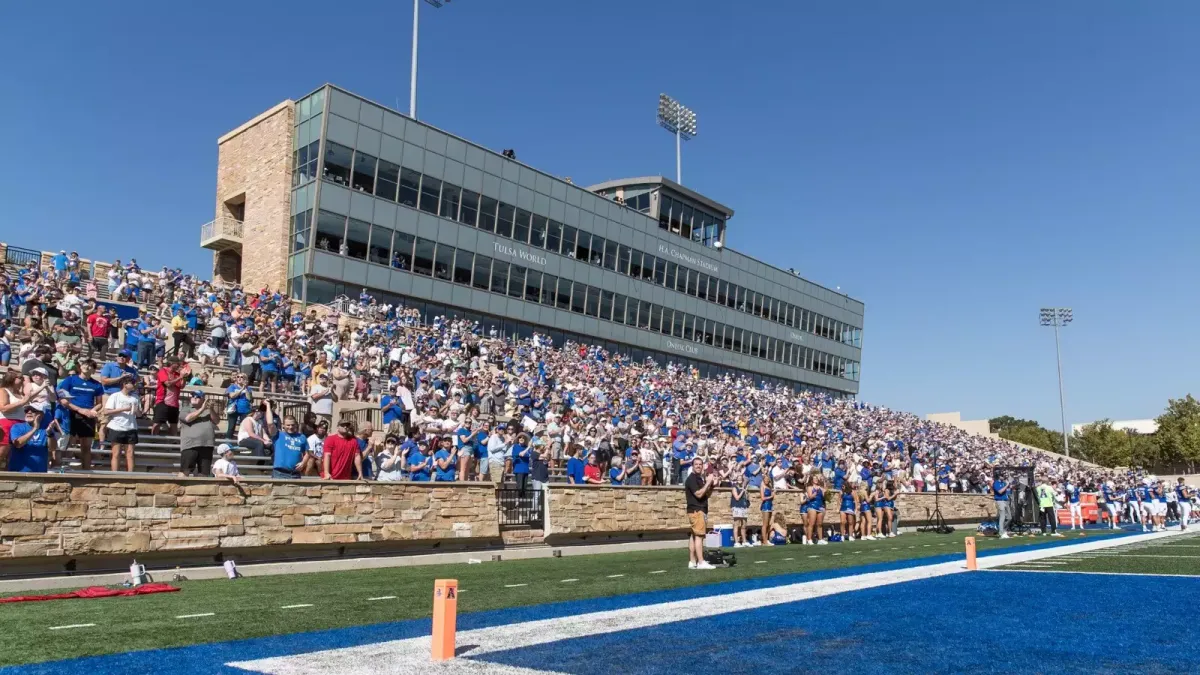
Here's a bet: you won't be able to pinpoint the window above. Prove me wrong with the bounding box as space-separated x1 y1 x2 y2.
617 245 632 276
603 240 618 271
699 274 712 302
291 209 311 252
530 215 547 249
683 315 694 341
664 261 677 290
508 265 525 298
490 260 509 294
669 201 683 234
590 237 605 266
472 255 491 290
585 286 600 317
453 249 473 285
555 278 571 310
513 209 531 244
649 305 663 333
315 210 345 253
399 169 420 207
540 274 557 305
685 269 698 296
413 237 435 276
658 196 672 230
391 231 414 270
680 205 694 239
352 152 376 194
376 160 399 202
562 226 578 258
322 142 352 186
459 189 479 227
368 225 392 265
628 250 643 279
345 219 369 259
612 293 626 324
294 141 319 186
433 243 454 281
419 176 441 214
575 231 592 262
653 257 666 285
571 282 586 314
671 310 684 338
440 184 461 221
524 271 541 303
639 301 653 330
496 203 514 238
546 220 563 254
478 197 497 232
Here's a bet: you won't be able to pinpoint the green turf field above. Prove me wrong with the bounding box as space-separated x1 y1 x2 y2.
0 529 1111 667
999 530 1200 576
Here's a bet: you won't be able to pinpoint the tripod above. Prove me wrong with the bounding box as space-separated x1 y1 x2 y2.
919 450 953 534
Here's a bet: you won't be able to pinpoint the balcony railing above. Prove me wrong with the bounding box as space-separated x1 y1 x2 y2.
200 217 244 250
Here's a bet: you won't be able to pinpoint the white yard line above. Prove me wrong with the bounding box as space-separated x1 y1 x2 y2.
754 561 767 564
48 624 95 631
280 604 313 609
367 596 397 602
504 584 528 588
560 579 578 583
176 613 216 619
649 570 666 574
230 530 1188 675
606 574 625 579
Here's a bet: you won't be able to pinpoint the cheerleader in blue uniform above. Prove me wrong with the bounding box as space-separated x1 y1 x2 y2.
760 482 775 545
879 481 897 538
839 484 858 542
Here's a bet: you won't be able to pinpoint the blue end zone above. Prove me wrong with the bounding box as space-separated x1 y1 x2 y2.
0 529 1149 675
470 572 1200 675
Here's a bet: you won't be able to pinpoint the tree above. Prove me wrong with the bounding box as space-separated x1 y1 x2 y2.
1154 394 1200 473
1070 420 1130 467
988 416 1066 456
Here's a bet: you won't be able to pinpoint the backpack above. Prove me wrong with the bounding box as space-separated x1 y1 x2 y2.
704 549 737 568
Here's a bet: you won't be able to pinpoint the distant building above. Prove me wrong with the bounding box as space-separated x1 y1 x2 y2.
1072 419 1158 435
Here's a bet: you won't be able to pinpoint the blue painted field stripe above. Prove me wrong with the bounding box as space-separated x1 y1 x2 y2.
0 528 1139 675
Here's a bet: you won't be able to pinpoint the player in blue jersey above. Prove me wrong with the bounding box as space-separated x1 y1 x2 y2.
1065 482 1084 530
1151 479 1168 531
1177 478 1194 531
1136 480 1155 532
1101 481 1120 530
839 484 858 542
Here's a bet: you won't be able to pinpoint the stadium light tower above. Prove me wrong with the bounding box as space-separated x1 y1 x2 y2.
410 0 451 120
1039 307 1073 457
657 94 697 184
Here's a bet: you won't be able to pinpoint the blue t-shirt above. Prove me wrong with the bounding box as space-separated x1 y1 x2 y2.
1068 486 1081 504
434 449 456 481
137 321 156 343
226 385 253 414
609 466 624 486
381 396 404 425
454 427 472 450
58 375 104 409
8 423 49 472
511 444 531 474
99 362 139 394
408 453 431 481
52 254 68 271
993 480 1009 501
259 348 278 372
566 456 585 484
272 432 309 471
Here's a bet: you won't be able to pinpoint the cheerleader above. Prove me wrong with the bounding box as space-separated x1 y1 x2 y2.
730 475 750 547
879 481 896 538
857 482 875 540
809 476 828 545
760 481 776 545
839 483 858 542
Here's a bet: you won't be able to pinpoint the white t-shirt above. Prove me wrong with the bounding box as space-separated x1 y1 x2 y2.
310 384 334 415
212 457 240 477
104 391 140 431
307 433 326 459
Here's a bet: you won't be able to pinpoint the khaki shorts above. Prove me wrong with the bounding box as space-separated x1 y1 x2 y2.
688 511 707 537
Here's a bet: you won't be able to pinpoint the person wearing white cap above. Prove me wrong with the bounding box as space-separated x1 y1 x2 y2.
212 444 241 484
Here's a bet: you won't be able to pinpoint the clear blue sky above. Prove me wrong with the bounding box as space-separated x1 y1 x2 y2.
3 2 1197 430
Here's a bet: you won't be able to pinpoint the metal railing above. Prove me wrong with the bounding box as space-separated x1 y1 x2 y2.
4 244 42 271
497 488 545 527
200 217 245 241
339 406 384 430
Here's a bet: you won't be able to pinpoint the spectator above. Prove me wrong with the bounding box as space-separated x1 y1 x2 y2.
304 419 329 476
993 472 1011 539
58 359 104 470
237 404 271 457
433 435 456 481
583 451 604 484
407 438 432 481
103 377 140 472
212 444 241 483
511 432 532 493
685 456 716 570
150 357 185 436
224 373 253 438
268 407 309 480
170 308 195 360
322 419 364 480
9 407 53 472
309 372 335 425
179 391 218 478
376 434 405 481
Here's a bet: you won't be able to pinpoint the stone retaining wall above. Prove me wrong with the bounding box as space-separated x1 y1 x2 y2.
546 486 996 542
0 473 500 570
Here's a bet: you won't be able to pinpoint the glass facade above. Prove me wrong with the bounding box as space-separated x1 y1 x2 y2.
289 86 863 395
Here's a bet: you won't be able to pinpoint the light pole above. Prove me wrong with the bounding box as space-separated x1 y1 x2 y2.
1039 307 1073 457
656 94 697 184
410 0 450 120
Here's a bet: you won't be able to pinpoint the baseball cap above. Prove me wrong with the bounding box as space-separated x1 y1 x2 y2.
217 443 234 454
118 349 132 358
189 390 205 399
31 367 49 377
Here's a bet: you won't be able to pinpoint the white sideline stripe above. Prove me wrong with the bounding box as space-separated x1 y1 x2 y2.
560 579 578 583
754 561 767 564
992 569 1197 579
504 584 528 588
367 596 397 601
48 623 95 631
176 613 215 619
280 604 313 609
649 570 666 574
783 557 794 561
229 530 1187 675
606 574 624 578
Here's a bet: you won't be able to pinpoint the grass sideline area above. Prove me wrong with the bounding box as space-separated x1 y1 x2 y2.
1000 529 1200 576
0 529 1118 667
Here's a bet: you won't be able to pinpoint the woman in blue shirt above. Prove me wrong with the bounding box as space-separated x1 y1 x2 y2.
839 485 858 542
510 432 532 494
760 482 775 546
224 373 253 438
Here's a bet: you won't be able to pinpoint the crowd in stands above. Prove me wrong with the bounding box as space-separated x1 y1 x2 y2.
1 248 1196 541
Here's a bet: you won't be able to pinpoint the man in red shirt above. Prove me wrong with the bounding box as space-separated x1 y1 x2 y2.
150 358 185 436
323 419 364 480
85 308 112 359
583 451 604 484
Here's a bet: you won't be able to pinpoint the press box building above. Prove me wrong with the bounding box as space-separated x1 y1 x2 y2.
202 85 864 397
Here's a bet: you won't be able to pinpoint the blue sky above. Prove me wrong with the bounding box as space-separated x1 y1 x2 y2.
2 1 1197 429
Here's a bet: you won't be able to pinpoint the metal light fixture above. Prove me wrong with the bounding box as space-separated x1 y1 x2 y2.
1039 307 1073 457
657 93 697 184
